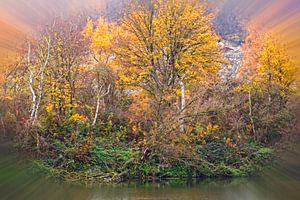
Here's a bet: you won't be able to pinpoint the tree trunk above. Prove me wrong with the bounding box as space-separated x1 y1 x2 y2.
248 90 256 138
33 37 51 125
179 80 186 132
28 43 37 124
92 93 101 126
92 84 111 126
28 37 51 127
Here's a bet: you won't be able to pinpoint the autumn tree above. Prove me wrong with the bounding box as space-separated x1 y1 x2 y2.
258 34 295 101
113 0 223 161
115 0 222 129
0 35 53 141
27 36 51 126
44 18 88 117
240 30 295 99
83 17 117 126
238 30 296 142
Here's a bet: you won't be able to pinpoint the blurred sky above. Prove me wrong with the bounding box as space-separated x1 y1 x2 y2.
0 0 299 82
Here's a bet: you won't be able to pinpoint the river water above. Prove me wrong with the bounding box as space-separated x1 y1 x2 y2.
0 142 299 200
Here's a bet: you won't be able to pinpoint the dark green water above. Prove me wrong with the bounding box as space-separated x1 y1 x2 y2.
1 142 299 200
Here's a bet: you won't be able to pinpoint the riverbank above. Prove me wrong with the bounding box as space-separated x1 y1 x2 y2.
28 138 273 185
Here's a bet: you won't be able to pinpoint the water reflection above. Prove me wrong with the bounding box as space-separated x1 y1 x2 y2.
0 142 299 200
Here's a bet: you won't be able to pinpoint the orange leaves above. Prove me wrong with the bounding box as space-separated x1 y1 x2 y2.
83 17 117 59
238 28 263 80
224 137 237 149
239 29 296 95
127 91 152 132
258 33 296 93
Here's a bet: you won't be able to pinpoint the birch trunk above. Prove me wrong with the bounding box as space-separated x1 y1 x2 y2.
33 37 51 125
28 43 37 122
92 84 111 126
92 91 102 127
179 80 186 132
28 37 51 126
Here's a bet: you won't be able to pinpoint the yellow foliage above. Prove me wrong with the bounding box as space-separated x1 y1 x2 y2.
196 123 220 144
115 0 222 93
69 114 88 123
206 123 219 135
257 33 296 94
83 16 118 65
239 32 296 96
45 103 54 113
82 19 94 38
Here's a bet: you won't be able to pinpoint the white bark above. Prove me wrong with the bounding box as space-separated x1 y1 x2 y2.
28 43 37 122
29 69 37 121
92 84 111 126
33 37 51 125
179 80 185 132
28 36 51 126
180 80 186 111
